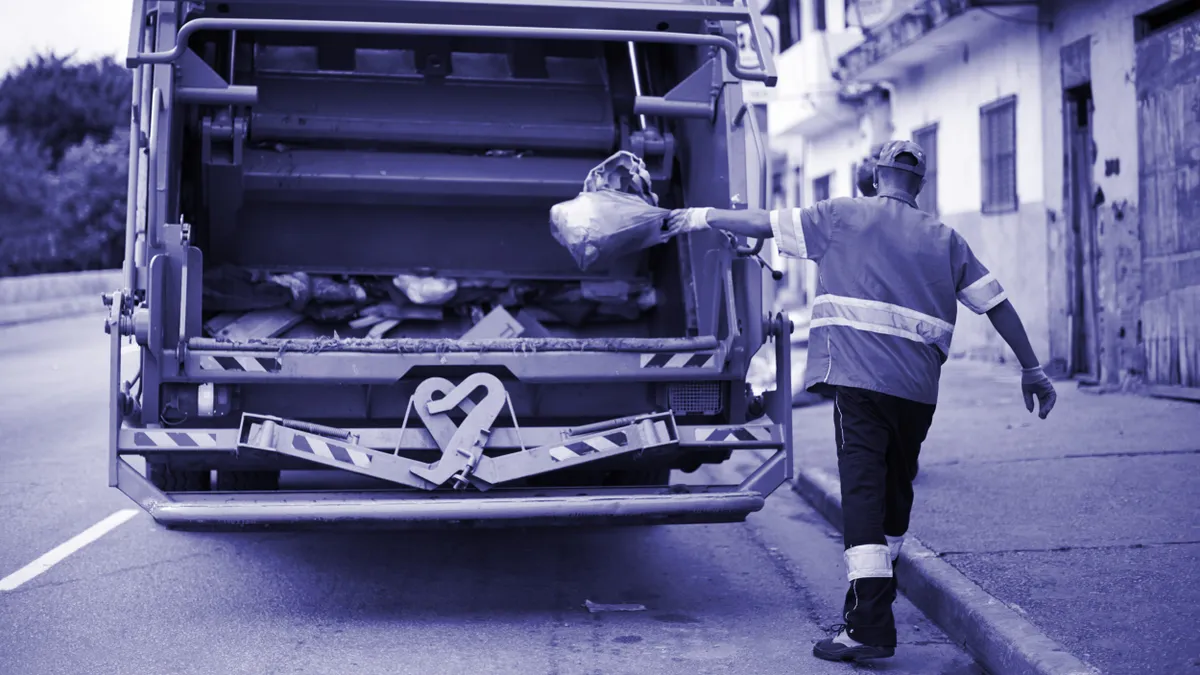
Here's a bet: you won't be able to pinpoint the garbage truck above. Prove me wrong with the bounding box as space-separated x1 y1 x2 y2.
105 0 792 529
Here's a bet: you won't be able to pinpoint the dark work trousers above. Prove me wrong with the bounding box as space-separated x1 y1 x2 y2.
833 385 936 647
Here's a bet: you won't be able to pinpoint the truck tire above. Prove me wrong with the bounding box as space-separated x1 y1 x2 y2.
147 462 211 492
215 470 281 491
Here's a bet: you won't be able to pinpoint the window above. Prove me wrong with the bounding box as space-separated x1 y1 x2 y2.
813 173 832 203
980 96 1017 214
913 123 938 215
814 0 827 32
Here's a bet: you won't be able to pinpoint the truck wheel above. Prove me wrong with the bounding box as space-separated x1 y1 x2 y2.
147 462 211 492
606 468 672 487
215 470 281 491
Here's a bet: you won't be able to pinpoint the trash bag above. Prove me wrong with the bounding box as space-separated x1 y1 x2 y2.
550 190 670 271
310 275 367 304
550 151 670 272
582 151 659 206
393 274 458 305
202 265 292 312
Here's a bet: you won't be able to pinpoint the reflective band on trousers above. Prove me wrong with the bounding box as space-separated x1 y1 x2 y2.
769 208 806 258
811 294 954 354
957 272 1008 314
845 544 892 581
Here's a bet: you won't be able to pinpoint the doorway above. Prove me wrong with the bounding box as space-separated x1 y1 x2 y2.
1065 83 1100 382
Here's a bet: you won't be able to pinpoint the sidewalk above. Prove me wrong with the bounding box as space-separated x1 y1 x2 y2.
788 356 1200 675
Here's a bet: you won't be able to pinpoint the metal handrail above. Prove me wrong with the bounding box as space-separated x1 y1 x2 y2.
121 36 146 292
145 87 163 251
733 102 767 256
127 17 777 84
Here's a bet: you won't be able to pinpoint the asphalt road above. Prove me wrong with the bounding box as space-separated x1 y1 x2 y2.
0 314 983 675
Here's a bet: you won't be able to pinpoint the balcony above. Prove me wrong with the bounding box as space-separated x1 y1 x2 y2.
767 29 865 139
836 0 1040 83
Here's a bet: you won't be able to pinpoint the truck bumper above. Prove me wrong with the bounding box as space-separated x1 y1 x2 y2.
116 461 775 530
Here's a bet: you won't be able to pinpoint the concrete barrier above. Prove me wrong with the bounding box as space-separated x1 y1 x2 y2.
0 269 120 326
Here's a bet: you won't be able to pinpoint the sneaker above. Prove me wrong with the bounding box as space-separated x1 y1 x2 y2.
812 624 895 662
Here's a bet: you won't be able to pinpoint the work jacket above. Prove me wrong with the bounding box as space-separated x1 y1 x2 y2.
770 190 1007 405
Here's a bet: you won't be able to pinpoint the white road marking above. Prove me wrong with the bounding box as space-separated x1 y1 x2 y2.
0 509 139 592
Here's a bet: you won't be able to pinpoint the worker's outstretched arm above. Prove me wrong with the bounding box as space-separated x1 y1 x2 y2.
666 207 772 240
667 203 838 261
986 299 1057 419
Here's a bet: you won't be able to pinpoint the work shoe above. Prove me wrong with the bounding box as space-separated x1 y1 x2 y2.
812 624 895 663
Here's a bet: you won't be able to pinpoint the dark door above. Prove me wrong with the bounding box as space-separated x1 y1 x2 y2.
1065 84 1100 381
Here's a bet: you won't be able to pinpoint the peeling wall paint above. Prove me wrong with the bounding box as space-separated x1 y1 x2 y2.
1039 0 1168 388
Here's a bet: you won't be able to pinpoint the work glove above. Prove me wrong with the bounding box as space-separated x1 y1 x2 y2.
665 208 713 237
1021 365 1057 419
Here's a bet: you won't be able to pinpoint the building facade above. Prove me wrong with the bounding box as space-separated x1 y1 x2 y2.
1037 0 1199 395
761 0 1199 396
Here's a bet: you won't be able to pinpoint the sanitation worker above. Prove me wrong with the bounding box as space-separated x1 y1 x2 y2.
665 140 1057 663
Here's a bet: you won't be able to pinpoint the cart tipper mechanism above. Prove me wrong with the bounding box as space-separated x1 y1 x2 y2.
106 0 791 529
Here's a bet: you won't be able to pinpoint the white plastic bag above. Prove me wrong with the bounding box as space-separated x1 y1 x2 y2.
550 151 669 272
392 274 458 305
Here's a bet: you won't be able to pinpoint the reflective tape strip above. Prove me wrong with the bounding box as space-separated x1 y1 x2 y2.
811 294 954 353
132 431 219 448
548 431 629 462
845 544 892 581
769 208 806 258
693 426 772 442
198 355 282 372
291 435 372 468
640 353 716 368
814 294 954 332
957 273 1008 314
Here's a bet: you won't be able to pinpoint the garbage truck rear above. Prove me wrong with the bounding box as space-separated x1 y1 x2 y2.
106 0 793 528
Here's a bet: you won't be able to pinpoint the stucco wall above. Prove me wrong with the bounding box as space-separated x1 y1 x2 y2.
889 20 1049 363
1038 0 1165 387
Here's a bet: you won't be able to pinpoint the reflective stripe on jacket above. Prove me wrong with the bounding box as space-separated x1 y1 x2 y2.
771 191 1006 405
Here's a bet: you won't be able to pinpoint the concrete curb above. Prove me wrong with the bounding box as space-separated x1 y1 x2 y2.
792 466 1099 675
0 270 119 327
0 296 108 327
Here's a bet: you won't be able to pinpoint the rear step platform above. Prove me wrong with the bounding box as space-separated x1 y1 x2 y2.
238 372 679 491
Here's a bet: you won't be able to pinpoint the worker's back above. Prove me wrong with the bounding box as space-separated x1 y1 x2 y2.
804 194 961 405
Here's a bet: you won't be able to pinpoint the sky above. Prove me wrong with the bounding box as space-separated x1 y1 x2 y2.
0 0 132 73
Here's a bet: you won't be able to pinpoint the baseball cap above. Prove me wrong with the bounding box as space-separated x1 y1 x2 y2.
875 140 927 178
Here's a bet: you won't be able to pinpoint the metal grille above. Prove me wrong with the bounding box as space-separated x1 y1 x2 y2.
668 382 725 416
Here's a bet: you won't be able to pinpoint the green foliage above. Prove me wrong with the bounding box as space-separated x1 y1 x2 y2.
0 52 132 165
0 53 132 276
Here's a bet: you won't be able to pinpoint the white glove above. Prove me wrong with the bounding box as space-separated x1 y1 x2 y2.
666 208 713 235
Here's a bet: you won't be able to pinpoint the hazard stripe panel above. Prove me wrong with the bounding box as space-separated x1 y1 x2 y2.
639 353 716 368
132 431 220 448
291 435 372 468
693 426 773 442
548 431 629 462
198 355 282 372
